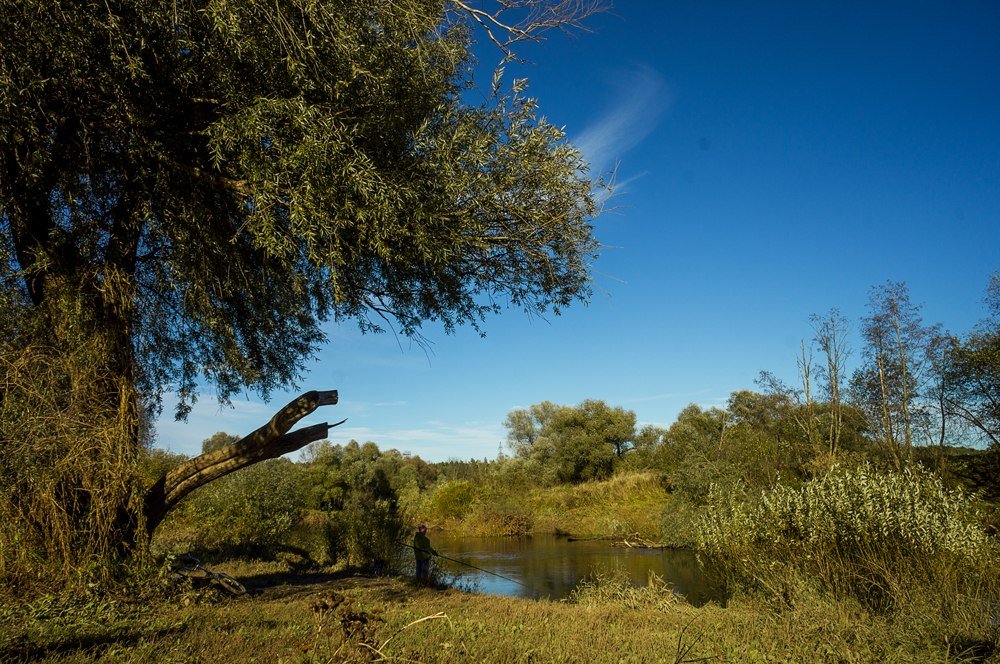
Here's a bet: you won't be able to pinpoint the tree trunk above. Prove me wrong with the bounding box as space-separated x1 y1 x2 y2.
875 353 901 471
893 317 914 466
798 340 821 453
143 389 341 536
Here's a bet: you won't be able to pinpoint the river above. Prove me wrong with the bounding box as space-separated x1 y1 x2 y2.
422 532 725 606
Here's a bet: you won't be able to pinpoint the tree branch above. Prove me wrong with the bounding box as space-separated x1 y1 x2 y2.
450 0 608 63
144 389 340 535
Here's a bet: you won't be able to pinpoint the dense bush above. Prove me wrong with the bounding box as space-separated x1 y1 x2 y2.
305 441 408 570
425 480 478 520
156 459 307 555
337 471 406 570
283 512 338 566
148 438 427 570
658 496 703 548
697 464 998 613
700 464 989 558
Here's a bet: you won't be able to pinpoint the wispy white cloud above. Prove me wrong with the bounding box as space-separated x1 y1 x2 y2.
573 64 669 172
317 422 504 460
595 169 651 208
154 391 502 461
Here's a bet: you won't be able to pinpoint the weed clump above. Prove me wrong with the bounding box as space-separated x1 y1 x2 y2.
567 567 682 611
0 340 147 598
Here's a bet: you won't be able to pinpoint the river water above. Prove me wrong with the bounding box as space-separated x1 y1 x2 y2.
423 533 725 606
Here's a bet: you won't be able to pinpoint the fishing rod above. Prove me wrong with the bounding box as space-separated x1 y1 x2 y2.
398 541 529 588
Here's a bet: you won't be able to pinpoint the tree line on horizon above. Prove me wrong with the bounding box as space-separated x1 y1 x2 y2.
494 276 998 492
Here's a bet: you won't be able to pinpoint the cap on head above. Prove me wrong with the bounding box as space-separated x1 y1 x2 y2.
417 524 427 532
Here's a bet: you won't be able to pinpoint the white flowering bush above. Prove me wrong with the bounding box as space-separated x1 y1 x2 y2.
696 464 997 609
700 465 988 558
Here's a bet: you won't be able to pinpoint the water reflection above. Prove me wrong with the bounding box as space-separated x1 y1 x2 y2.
421 533 725 606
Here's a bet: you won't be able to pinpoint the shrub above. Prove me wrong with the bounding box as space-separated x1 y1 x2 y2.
284 512 338 566
659 496 703 548
425 481 478 520
697 464 998 613
699 464 989 558
157 459 306 555
303 441 411 571
339 493 405 572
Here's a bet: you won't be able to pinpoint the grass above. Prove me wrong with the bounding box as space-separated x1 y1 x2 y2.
3 561 995 663
527 472 668 537
5 469 996 662
426 471 671 539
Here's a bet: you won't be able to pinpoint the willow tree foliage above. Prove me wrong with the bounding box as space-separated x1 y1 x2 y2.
505 400 635 483
0 0 601 584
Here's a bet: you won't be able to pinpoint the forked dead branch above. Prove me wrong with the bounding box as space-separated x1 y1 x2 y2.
144 390 345 536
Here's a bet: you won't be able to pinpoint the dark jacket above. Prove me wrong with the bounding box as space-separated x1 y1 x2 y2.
413 532 436 561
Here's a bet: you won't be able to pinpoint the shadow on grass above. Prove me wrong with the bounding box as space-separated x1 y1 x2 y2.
2 624 187 662
949 635 996 662
239 568 354 600
239 566 441 604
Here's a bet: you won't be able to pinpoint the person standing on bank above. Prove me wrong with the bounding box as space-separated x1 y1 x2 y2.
413 524 437 584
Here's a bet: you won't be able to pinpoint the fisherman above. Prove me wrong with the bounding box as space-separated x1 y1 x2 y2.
412 524 437 584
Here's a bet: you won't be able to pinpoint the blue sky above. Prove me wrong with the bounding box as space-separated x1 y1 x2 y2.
155 2 999 459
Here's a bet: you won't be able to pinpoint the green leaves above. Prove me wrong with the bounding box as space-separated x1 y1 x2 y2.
504 400 636 484
0 0 601 583
175 458 307 550
1 0 598 413
696 463 996 611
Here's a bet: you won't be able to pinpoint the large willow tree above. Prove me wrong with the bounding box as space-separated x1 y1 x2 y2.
0 0 600 586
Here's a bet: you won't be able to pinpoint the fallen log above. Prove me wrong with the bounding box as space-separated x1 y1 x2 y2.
610 532 670 549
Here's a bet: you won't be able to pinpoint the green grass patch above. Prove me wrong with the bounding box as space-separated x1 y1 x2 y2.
3 571 993 662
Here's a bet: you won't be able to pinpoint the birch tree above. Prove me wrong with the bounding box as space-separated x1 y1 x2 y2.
851 282 929 469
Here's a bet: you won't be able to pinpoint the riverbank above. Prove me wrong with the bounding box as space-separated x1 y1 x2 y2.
2 562 983 662
420 471 673 540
